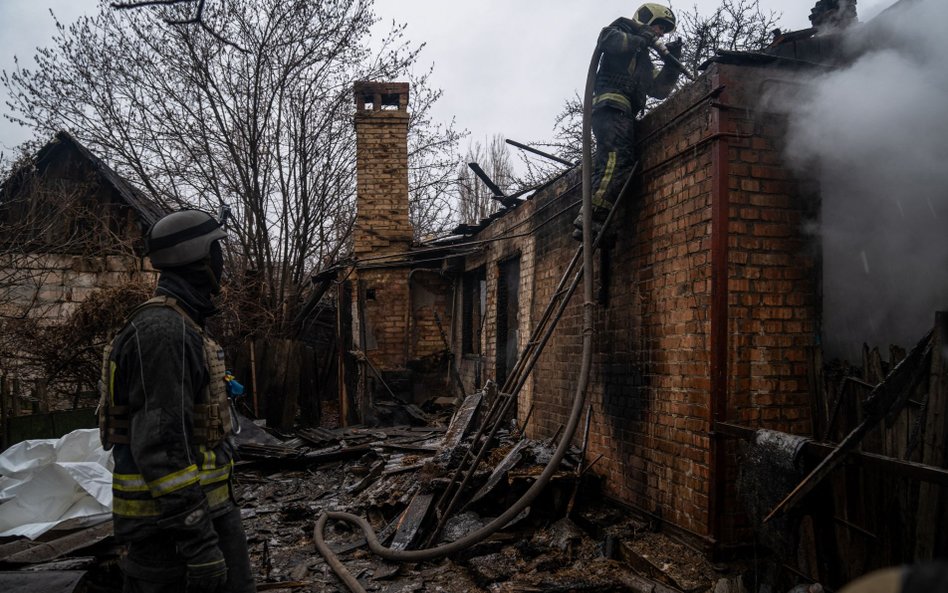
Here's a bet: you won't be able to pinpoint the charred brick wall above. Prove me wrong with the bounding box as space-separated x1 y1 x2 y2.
716 64 819 543
454 62 818 549
520 74 719 540
410 270 453 360
455 196 541 412
354 268 410 369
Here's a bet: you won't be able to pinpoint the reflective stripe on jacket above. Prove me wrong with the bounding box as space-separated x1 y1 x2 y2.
104 299 235 541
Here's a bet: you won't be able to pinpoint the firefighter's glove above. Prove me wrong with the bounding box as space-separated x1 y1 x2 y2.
664 39 684 59
637 28 658 46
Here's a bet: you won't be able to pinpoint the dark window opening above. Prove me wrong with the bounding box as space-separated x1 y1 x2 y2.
496 257 520 387
462 267 486 356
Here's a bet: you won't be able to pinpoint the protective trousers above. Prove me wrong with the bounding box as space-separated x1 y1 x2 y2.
122 506 256 593
590 104 637 218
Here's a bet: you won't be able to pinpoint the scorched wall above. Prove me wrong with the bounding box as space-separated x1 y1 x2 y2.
454 61 819 551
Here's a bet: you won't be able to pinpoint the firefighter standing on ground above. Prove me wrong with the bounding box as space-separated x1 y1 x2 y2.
575 3 684 240
98 210 255 593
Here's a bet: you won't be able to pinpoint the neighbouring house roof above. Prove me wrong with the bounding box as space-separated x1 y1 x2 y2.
46 131 168 226
1 131 168 227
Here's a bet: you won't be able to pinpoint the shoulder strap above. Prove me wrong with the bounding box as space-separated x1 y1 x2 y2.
130 296 202 333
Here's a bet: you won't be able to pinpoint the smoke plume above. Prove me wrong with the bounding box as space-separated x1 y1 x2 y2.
782 0 948 360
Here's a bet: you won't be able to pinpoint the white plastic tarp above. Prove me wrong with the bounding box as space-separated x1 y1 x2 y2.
0 428 113 539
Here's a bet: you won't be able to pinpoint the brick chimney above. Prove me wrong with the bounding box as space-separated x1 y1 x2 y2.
353 81 412 258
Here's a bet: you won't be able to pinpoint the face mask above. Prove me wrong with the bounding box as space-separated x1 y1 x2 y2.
209 240 225 287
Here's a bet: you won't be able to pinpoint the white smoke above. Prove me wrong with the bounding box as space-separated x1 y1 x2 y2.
783 0 948 360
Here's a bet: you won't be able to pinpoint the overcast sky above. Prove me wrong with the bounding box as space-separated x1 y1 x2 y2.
0 0 896 156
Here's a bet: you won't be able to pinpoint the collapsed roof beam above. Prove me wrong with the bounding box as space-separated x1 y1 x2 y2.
467 163 520 208
506 138 576 167
467 162 506 201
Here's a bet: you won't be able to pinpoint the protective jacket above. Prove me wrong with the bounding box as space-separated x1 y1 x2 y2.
594 17 679 114
99 272 235 542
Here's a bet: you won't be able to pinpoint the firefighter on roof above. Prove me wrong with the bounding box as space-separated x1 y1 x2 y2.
98 209 255 593
574 3 684 241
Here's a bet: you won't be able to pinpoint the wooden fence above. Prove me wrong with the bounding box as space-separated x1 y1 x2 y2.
800 311 948 586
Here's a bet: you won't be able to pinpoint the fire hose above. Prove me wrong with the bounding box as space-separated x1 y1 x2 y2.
312 42 605 592
653 38 696 81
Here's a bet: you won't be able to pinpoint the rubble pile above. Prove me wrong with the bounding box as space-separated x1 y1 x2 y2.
0 403 756 592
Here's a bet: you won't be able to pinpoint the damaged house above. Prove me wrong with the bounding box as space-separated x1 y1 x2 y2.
0 132 165 436
2 1 947 591
333 3 948 588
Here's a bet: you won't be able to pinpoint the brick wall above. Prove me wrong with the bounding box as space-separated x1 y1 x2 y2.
409 270 453 360
353 82 412 260
453 62 818 550
354 268 409 369
454 191 542 413
352 82 414 371
716 64 819 544
0 253 156 324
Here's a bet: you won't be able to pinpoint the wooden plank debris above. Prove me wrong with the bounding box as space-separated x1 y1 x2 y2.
431 391 483 467
468 440 528 505
915 312 947 560
390 493 434 551
346 458 385 494
2 522 112 565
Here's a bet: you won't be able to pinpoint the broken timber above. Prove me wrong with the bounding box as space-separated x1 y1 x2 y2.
1 522 112 566
763 328 935 522
431 391 483 467
390 493 435 551
468 439 529 505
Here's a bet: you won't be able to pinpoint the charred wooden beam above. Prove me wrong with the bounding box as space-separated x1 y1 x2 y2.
1 521 112 565
467 162 506 202
431 391 483 468
468 439 528 505
390 493 434 551
763 328 935 522
505 138 576 167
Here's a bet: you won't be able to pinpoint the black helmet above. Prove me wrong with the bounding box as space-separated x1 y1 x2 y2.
146 210 227 270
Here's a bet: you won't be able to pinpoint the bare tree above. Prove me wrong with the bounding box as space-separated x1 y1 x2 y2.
3 0 460 337
408 68 464 241
457 135 515 226
111 0 248 52
676 0 781 77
